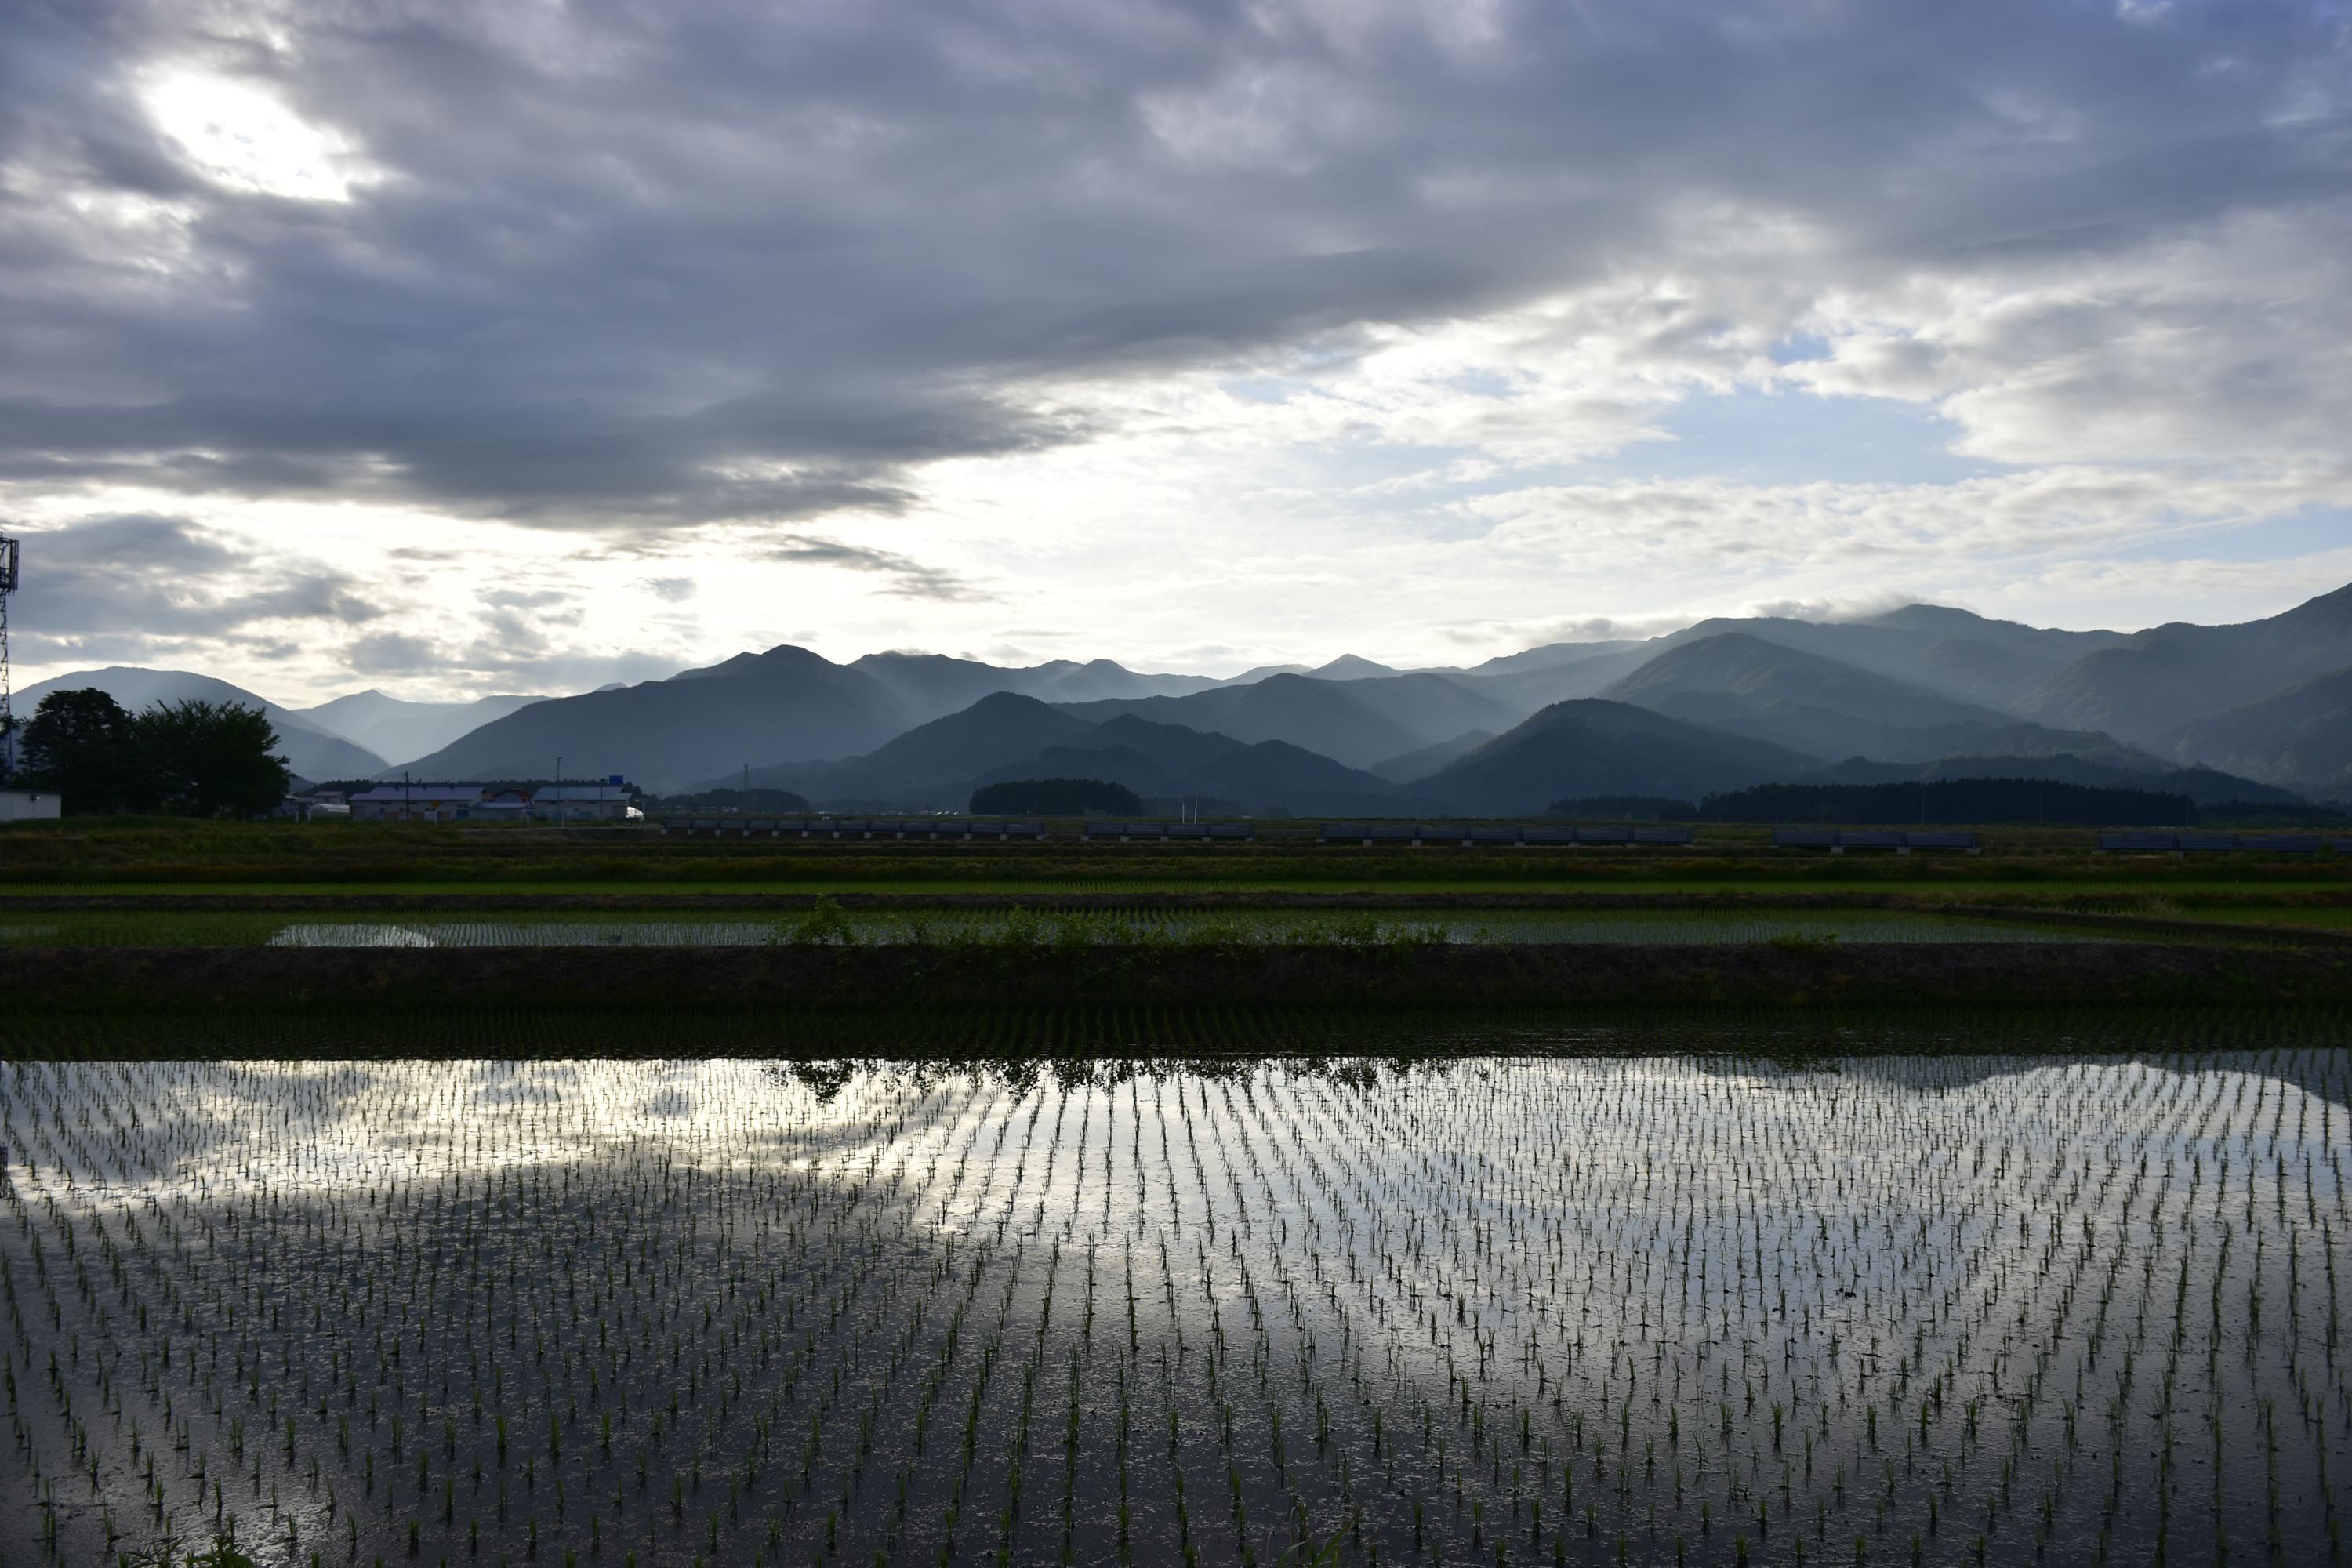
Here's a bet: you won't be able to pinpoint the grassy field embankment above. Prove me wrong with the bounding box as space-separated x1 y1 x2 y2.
5 819 2350 1036
4 817 2350 901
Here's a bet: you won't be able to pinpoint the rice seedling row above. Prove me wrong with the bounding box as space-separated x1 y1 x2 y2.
0 909 2162 952
0 1054 2346 1566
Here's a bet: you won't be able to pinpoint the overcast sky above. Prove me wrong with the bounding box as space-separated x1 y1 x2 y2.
4 0 2349 702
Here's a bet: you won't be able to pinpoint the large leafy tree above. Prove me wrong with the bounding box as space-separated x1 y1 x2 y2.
139 699 294 818
20 688 292 817
19 687 147 812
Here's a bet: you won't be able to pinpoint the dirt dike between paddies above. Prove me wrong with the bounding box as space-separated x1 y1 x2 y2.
3 940 2347 1014
9 890 2352 949
9 886 2352 916
9 889 1924 909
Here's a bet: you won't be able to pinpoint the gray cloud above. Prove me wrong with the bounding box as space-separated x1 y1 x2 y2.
1442 612 1685 648
345 631 441 677
2 0 2343 543
763 536 993 603
5 513 384 666
1746 590 1926 624
345 628 676 694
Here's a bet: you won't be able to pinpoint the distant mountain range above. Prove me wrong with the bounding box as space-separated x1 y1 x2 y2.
1593 633 2157 769
2147 665 2352 800
1054 673 1523 771
2016 583 2352 744
735 693 1410 815
839 652 1220 727
16 583 2349 811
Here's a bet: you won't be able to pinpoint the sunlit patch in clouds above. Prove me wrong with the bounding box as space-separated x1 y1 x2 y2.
140 69 368 201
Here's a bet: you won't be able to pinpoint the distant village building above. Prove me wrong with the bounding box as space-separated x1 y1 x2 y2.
347 786 485 822
275 789 351 822
533 784 638 822
470 789 535 822
0 789 62 823
341 782 637 824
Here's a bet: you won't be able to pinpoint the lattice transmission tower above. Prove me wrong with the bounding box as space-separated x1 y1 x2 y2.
0 531 17 782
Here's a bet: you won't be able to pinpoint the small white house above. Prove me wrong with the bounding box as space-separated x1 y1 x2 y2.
0 789 61 823
269 788 350 822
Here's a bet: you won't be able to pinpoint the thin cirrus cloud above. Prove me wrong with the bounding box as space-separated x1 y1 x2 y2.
0 0 2347 696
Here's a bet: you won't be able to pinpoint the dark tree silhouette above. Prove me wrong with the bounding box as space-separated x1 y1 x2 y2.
1698 778 2196 826
969 778 1142 815
140 699 295 818
18 688 144 813
20 689 292 817
1543 795 1699 822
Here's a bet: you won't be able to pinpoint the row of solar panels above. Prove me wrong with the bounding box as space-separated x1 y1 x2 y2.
1084 822 1256 841
1772 829 1980 851
1317 823 1695 845
2097 832 2348 854
663 818 1047 839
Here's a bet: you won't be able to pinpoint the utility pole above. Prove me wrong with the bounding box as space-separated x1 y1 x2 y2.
556 755 564 828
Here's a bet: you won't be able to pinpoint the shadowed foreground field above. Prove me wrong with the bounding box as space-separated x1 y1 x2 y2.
2 940 2349 1028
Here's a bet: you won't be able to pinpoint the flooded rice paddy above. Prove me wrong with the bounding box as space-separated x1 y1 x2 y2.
2 1053 2347 1566
0 909 2132 949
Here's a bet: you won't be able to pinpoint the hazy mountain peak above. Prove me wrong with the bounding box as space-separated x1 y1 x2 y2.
960 689 1060 718
1308 655 1399 681
670 644 836 681
1595 630 2159 772
1602 630 1994 721
1862 603 2102 639
852 650 981 670
396 643 909 788
296 688 550 769
2019 579 2352 744
1415 695 1822 815
1221 662 1312 684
